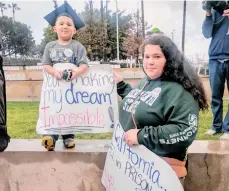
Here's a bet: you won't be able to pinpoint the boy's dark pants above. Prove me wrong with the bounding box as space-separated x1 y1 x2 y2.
43 134 74 142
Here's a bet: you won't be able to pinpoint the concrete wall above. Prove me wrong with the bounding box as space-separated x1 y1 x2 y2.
185 140 229 191
4 67 228 101
1 140 229 191
1 140 107 191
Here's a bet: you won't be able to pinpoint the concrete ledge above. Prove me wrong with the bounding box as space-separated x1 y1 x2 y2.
1 140 229 191
4 139 110 152
1 140 109 191
185 140 229 191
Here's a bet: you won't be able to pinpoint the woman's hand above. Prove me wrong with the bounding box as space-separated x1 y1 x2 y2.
124 129 140 147
113 71 123 84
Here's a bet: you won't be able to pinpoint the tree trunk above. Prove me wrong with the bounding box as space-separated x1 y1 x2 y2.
136 49 139 66
100 0 104 61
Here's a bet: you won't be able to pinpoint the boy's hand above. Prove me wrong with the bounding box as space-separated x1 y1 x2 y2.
53 69 62 80
70 65 88 80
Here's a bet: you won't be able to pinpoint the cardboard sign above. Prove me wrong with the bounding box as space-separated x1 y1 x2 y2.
36 63 118 135
102 122 184 191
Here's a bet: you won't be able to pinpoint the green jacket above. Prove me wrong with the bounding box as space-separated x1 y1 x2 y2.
117 77 199 161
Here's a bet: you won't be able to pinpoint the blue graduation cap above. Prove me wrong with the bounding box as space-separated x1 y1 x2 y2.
44 1 85 30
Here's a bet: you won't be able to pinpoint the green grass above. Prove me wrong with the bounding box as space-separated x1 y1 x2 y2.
196 100 228 140
7 101 229 140
7 102 41 139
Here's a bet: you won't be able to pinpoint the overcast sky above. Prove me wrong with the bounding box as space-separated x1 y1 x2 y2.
1 0 210 60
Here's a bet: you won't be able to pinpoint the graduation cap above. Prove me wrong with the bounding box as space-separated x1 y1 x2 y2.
44 1 85 30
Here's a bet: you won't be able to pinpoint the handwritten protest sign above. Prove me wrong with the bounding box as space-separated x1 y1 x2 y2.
101 122 184 191
36 63 118 135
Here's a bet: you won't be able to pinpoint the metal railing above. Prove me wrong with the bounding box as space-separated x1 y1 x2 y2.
2 57 41 66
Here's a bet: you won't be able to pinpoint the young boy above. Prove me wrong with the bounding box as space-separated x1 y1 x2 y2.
41 2 88 151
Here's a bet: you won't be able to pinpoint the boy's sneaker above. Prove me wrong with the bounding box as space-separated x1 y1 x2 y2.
41 136 55 151
63 138 75 149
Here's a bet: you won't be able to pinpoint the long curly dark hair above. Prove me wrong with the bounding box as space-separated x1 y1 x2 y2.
143 35 208 111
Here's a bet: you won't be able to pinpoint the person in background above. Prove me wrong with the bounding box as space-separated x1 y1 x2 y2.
0 53 10 152
202 1 229 139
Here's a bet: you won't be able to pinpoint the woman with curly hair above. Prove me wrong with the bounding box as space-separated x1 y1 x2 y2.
114 35 208 185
